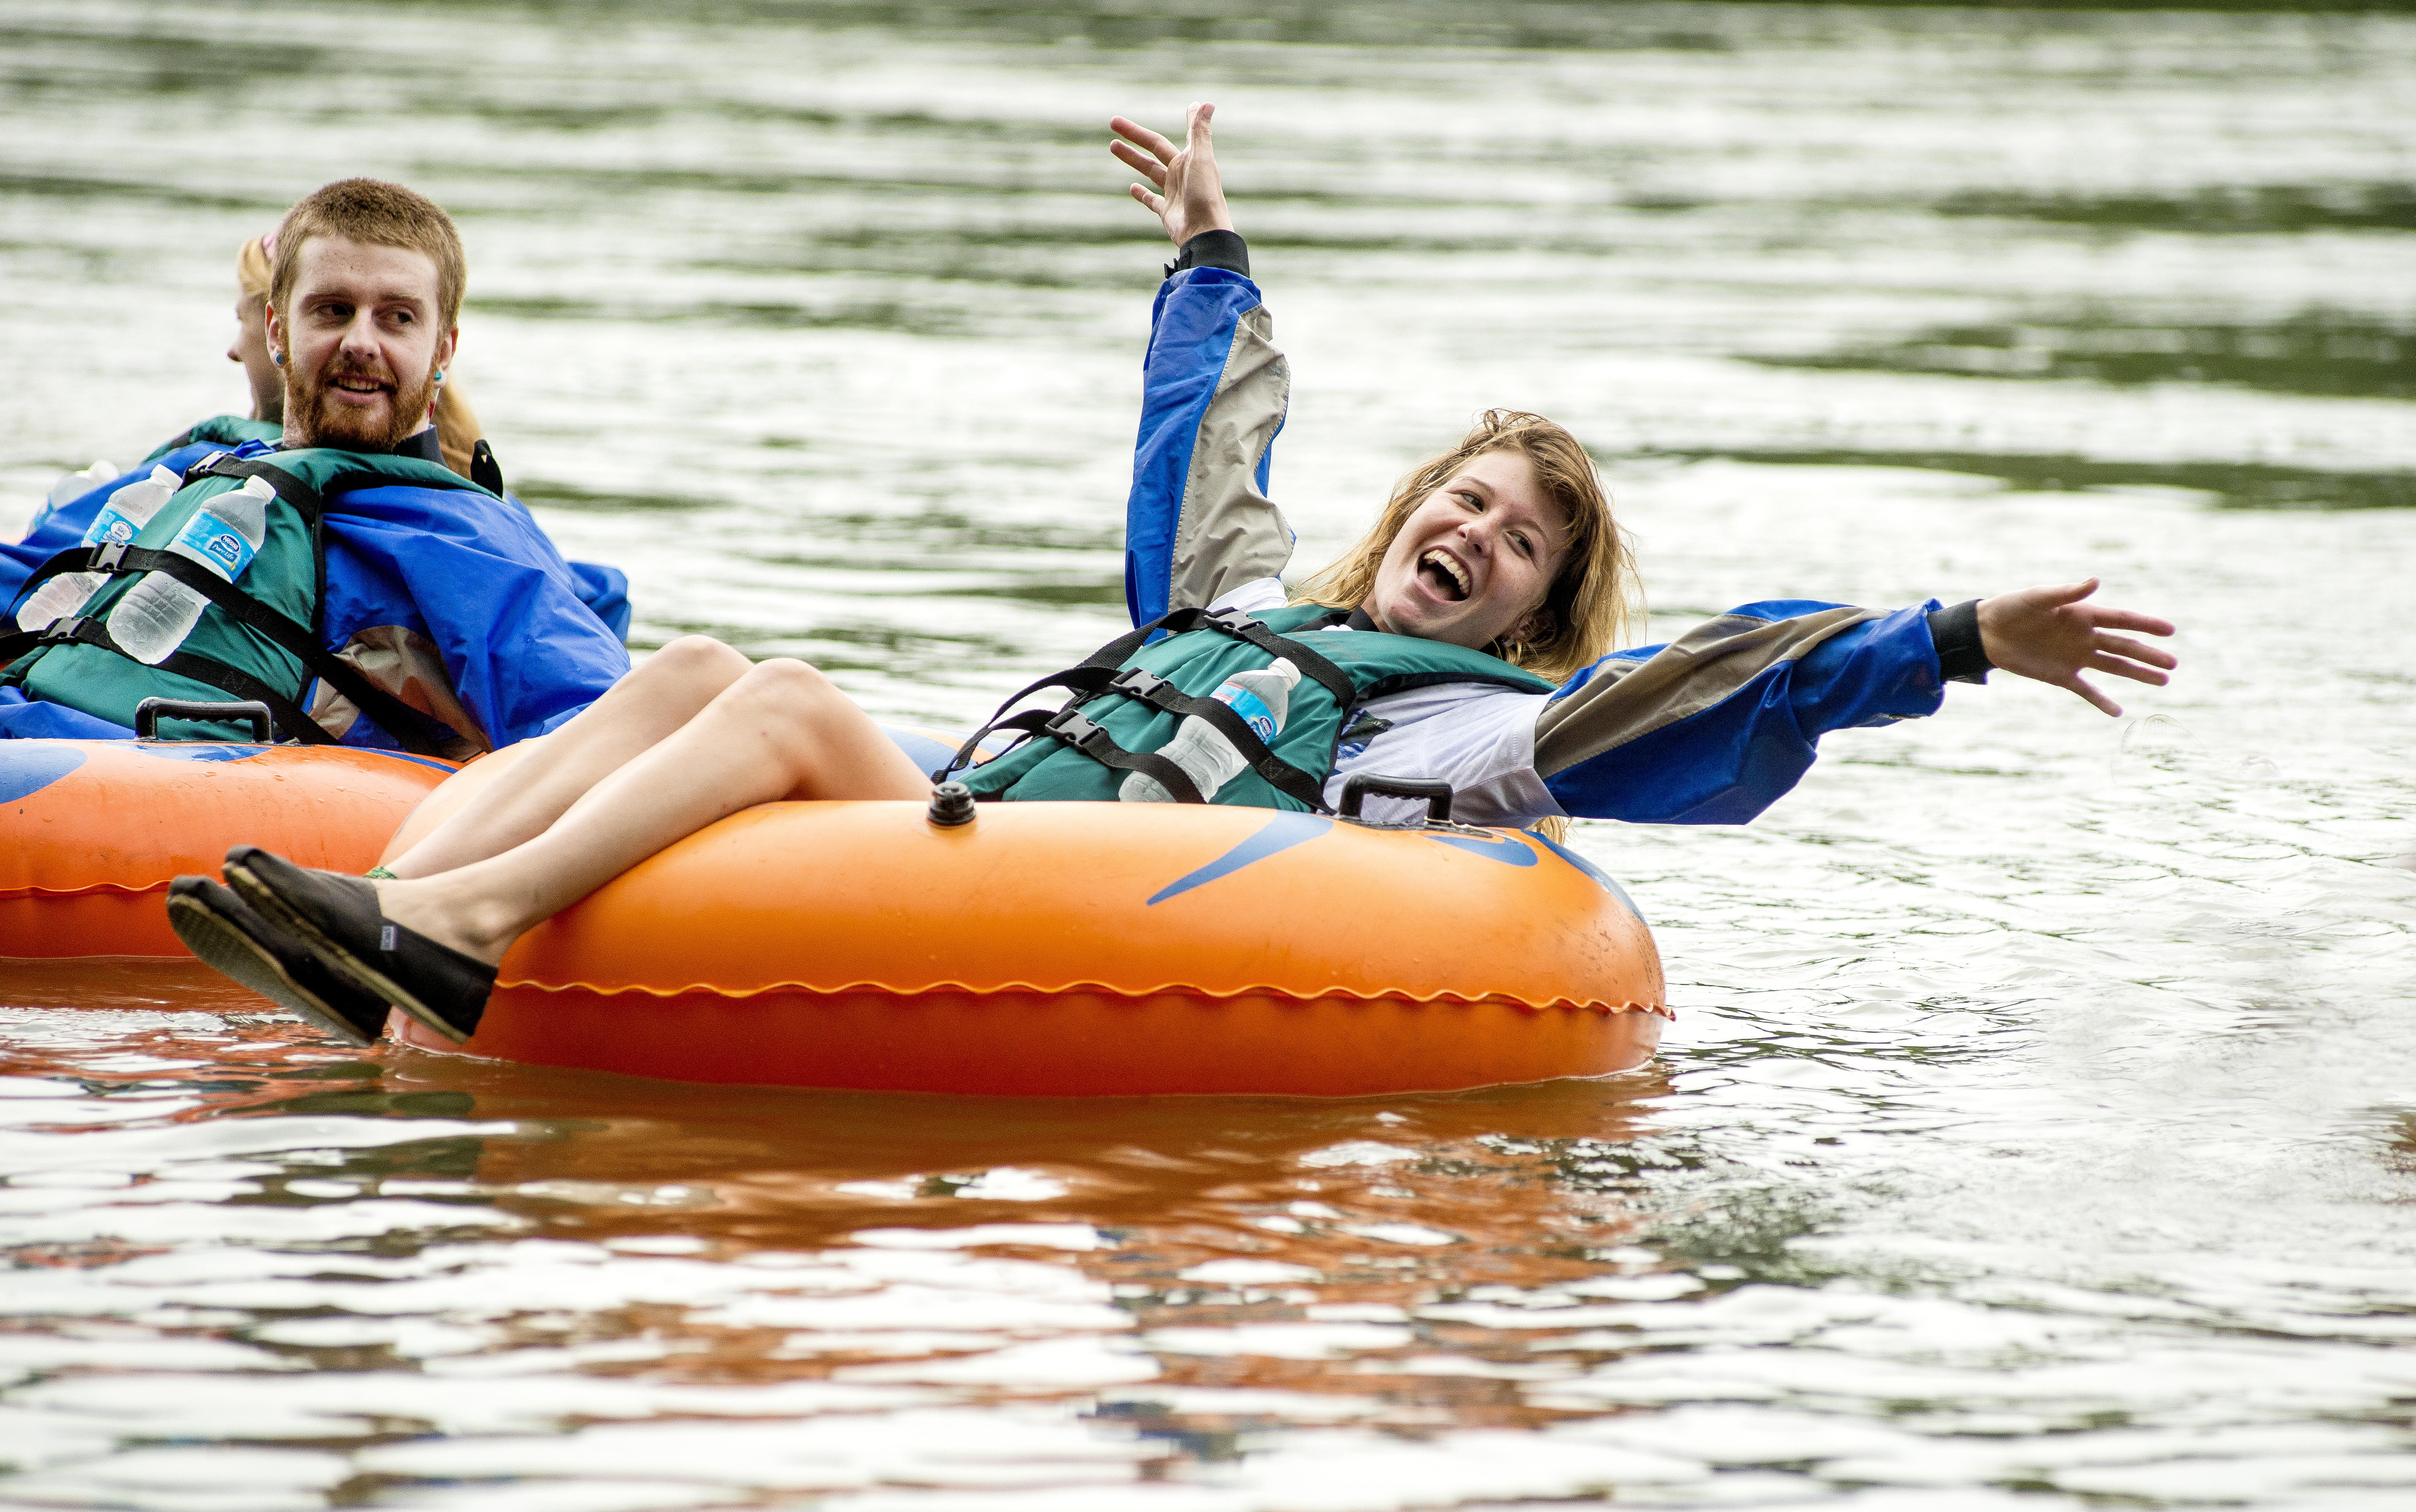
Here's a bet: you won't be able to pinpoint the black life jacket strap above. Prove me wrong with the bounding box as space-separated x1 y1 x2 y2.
948 704 1208 805
0 542 457 757
0 614 331 744
936 605 1356 807
1032 709 1207 804
182 452 328 519
1097 664 1330 810
182 450 490 512
153 649 335 746
934 609 1186 782
1197 606 1357 710
1 545 113 627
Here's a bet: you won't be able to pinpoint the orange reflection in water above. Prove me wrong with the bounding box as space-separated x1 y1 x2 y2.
4 956 1678 1451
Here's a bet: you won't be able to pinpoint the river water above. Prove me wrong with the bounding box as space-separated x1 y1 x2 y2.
4 1 2414 1507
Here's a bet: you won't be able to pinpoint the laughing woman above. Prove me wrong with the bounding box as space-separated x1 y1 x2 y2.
169 104 2175 1048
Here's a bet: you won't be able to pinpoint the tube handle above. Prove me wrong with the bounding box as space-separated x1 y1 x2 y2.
1338 773 1454 823
135 697 272 743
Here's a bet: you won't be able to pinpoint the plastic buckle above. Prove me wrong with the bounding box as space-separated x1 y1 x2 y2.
1047 710 1104 749
41 615 86 645
1108 667 1165 699
90 542 127 572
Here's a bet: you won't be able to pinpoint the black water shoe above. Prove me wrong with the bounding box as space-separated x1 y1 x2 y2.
166 877 393 1047
222 846 494 1045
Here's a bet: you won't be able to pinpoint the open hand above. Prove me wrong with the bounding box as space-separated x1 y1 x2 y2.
1110 103 1236 247
1977 579 2177 716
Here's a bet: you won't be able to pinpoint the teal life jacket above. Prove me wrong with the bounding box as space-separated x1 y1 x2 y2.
0 448 485 753
144 415 511 498
943 605 1556 811
141 415 284 465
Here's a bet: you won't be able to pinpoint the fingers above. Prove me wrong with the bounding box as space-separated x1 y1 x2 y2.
1188 101 1216 141
1128 184 1167 216
2093 632 2178 670
2084 607 2178 637
1109 138 1169 187
2085 652 2170 686
1108 115 1178 165
2063 674 2123 717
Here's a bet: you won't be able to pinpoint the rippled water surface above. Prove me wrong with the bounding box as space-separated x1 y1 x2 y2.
5 2 2415 1506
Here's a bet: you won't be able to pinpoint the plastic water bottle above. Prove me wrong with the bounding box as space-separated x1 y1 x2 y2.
45 459 122 510
105 475 274 665
16 465 181 633
1120 657 1302 803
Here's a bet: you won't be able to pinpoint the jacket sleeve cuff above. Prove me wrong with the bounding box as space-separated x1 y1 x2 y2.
1163 229 1250 280
1927 598 1992 684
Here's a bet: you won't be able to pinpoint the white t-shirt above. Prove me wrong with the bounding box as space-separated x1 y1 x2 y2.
1208 579 1561 828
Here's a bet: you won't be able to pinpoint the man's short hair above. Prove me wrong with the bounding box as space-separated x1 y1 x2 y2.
268 178 466 330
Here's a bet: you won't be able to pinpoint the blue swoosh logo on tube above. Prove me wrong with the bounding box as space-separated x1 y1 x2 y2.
1147 812 1332 905
129 743 266 764
1425 831 1539 867
0 744 86 804
1527 830 1648 924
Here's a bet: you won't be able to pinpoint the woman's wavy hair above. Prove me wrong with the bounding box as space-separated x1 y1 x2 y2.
1292 409 1641 683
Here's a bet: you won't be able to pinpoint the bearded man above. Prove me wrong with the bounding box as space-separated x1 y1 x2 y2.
0 179 628 757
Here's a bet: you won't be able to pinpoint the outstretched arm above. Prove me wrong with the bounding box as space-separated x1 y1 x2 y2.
1111 104 1294 624
1531 583 2177 824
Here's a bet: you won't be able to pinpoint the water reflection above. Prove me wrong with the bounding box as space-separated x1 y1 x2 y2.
3 992 1707 1506
1655 450 2416 511
1760 309 2416 400
1937 182 2416 235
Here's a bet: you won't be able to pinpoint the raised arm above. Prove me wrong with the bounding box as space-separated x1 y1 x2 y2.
1533 583 2175 824
1113 105 1294 624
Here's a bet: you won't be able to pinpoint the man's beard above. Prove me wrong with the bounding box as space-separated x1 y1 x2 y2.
289 351 438 452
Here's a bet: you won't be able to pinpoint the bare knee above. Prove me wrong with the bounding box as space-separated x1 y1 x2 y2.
646 635 754 683
734 657 839 714
621 635 753 706
721 658 850 747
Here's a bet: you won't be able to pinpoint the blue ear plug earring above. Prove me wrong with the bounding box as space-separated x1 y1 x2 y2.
270 350 285 366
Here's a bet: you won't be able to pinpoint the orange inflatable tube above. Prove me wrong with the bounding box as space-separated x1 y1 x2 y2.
0 739 455 958
385 753 1667 1096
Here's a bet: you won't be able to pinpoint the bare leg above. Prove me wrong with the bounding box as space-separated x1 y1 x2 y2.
388 636 755 879
374 658 931 966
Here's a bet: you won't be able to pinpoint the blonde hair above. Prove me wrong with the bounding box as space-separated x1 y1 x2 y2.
237 232 273 304
1295 411 1639 842
1292 409 1641 684
244 203 485 481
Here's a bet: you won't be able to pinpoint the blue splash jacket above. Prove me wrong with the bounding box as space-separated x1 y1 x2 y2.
3 439 630 749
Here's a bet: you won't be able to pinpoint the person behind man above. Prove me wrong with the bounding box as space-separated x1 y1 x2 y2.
0 179 629 755
8 221 632 643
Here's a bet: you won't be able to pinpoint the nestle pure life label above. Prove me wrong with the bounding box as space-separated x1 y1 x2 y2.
1212 680 1280 742
171 508 259 581
88 501 145 547
81 465 180 548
